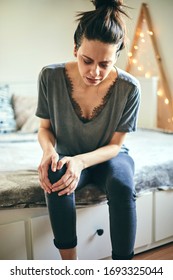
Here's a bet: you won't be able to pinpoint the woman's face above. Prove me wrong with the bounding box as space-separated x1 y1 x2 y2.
76 37 118 86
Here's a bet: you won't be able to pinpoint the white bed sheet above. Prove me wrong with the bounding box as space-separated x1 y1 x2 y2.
0 129 173 173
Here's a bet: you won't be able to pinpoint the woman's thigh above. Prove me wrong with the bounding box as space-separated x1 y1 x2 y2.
89 152 135 198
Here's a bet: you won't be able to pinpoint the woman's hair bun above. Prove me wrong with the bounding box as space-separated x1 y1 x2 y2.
91 0 123 9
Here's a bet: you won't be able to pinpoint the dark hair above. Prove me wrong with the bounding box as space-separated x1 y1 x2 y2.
74 0 129 54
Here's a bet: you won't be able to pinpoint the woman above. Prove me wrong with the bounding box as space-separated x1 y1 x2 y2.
36 0 141 260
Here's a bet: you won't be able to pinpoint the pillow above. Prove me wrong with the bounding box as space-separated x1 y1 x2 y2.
0 85 16 133
21 114 40 133
12 94 38 131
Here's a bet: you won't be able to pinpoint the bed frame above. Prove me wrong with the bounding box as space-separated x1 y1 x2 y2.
0 188 173 260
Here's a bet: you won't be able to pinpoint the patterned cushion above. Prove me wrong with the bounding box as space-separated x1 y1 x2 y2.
0 85 16 133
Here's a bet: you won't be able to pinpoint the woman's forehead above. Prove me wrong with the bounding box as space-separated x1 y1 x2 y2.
79 38 118 60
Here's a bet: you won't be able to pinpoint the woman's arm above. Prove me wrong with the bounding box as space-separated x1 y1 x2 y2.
74 131 126 169
37 118 59 193
38 119 56 154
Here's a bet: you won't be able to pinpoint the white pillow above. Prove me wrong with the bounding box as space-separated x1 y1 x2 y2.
21 114 40 133
12 94 38 130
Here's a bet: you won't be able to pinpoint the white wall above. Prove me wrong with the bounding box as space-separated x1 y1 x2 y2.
0 0 92 83
0 0 172 98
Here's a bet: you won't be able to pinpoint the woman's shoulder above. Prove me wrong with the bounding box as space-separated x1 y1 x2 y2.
116 67 140 89
40 63 66 76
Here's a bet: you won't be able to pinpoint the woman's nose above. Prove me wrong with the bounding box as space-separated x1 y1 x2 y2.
90 65 100 77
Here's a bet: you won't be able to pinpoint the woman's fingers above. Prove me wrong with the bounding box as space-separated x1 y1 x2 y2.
56 156 68 170
51 153 59 172
40 180 52 194
51 176 73 192
38 165 52 193
58 178 78 196
40 156 82 195
51 171 73 190
51 173 78 196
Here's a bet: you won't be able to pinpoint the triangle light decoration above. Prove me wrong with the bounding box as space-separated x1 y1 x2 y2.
126 3 173 132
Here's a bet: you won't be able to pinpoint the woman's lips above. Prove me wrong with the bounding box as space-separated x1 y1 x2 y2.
86 77 101 84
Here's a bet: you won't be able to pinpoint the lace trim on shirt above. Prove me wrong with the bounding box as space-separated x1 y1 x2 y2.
64 68 117 123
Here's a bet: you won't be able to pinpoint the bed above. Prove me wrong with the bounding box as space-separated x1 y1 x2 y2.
0 128 173 260
0 129 173 208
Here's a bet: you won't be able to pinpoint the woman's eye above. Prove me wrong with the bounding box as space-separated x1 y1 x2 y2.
83 59 92 65
100 63 108 69
83 59 109 69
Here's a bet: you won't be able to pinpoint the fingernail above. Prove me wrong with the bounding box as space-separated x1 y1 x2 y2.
57 164 62 170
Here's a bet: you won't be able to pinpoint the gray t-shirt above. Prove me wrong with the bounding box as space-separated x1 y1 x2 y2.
36 63 141 156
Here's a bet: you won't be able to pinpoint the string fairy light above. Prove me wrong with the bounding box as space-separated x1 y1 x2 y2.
157 89 163 97
164 98 169 105
128 52 133 57
137 66 143 71
147 30 153 36
132 59 137 64
126 3 173 131
145 72 151 78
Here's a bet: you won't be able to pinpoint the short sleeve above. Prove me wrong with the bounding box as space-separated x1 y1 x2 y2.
35 67 50 119
116 84 141 132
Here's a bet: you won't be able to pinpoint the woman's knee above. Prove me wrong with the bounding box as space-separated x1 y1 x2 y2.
48 165 66 184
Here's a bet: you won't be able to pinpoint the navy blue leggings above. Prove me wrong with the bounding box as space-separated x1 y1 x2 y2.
46 152 136 260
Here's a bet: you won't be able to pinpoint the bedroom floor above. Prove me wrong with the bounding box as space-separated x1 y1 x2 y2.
133 242 173 260
103 242 173 260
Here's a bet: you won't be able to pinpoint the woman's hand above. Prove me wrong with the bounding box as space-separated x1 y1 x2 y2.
51 156 84 196
38 149 59 194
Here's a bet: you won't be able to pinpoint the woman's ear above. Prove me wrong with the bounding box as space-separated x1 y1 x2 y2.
73 43 78 57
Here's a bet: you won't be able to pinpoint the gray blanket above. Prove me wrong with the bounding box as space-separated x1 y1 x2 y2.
0 129 173 208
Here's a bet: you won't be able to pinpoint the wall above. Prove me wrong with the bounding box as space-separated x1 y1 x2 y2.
0 0 172 97
0 0 93 83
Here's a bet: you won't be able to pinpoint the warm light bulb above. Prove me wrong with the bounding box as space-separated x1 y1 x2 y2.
141 39 145 43
157 89 163 97
137 66 142 71
140 32 144 38
147 30 153 36
134 45 138 50
128 52 133 57
132 59 137 64
145 72 151 78
164 98 169 105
